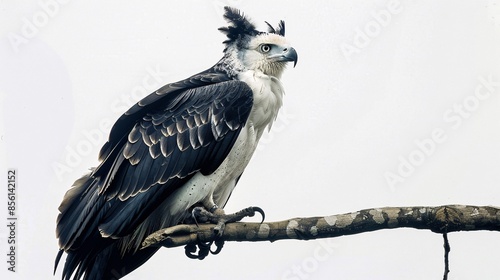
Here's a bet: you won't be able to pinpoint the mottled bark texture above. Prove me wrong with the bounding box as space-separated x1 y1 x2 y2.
142 205 500 249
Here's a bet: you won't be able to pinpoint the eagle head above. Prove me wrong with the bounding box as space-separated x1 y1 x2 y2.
218 7 298 78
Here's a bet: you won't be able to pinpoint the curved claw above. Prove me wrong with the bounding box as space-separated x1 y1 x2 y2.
209 239 225 255
251 206 266 223
191 206 209 227
184 241 213 260
184 243 198 259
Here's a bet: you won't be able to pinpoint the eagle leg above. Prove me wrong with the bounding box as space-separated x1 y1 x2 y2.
184 206 265 260
192 205 265 236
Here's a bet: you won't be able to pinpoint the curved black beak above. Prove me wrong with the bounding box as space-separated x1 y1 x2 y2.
282 47 298 67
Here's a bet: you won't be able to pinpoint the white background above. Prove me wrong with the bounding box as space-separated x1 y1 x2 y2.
1 0 500 279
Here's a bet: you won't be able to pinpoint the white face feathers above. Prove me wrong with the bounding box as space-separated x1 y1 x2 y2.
218 7 298 78
240 34 292 77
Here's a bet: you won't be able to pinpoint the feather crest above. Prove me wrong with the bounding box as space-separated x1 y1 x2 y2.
219 7 286 46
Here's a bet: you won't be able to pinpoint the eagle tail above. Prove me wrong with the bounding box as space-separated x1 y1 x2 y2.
57 242 159 280
55 172 160 279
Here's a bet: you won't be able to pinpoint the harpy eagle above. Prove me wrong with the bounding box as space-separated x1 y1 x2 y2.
55 6 297 279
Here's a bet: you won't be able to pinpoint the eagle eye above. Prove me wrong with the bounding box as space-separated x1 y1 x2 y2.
259 44 271 53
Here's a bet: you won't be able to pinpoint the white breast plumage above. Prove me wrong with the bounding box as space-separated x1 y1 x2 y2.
164 71 284 217
239 70 284 133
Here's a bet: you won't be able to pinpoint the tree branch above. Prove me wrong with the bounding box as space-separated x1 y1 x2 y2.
142 205 500 249
443 231 450 280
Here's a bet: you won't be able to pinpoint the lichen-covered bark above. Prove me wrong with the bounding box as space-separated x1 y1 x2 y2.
141 205 500 249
